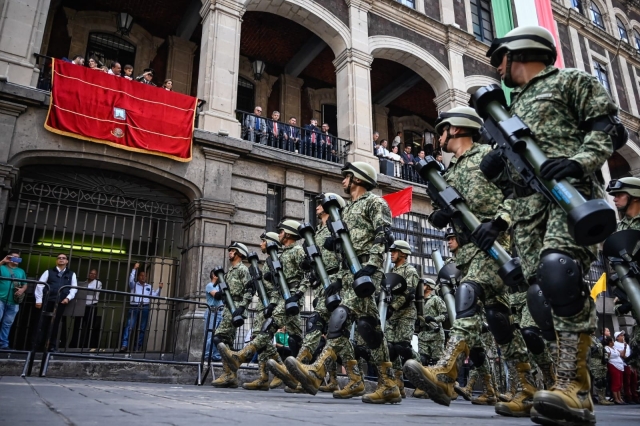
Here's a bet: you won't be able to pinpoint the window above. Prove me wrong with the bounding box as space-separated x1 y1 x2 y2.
236 77 256 121
86 33 136 70
303 192 319 230
589 3 605 30
593 62 611 93
470 0 494 43
571 0 584 15
266 184 282 232
395 0 415 7
617 18 629 43
635 29 640 53
391 212 451 277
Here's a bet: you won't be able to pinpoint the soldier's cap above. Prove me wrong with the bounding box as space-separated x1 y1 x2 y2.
260 231 281 246
341 162 377 187
228 241 249 258
277 219 302 240
606 177 640 197
317 192 347 209
421 277 437 288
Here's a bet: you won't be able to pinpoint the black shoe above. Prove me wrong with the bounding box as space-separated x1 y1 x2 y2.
119 346 128 353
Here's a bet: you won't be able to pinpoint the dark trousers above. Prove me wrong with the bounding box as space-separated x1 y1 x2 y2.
40 300 67 351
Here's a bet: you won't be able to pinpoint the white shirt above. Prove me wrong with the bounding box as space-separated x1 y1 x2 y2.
85 279 102 305
35 267 78 303
377 147 390 157
614 340 631 365
128 269 161 305
606 344 627 371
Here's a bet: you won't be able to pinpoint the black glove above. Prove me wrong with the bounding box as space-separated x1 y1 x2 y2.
385 306 395 320
429 209 454 229
308 270 320 288
415 316 426 330
263 271 273 282
479 149 505 181
213 291 224 301
424 315 436 323
301 257 313 271
312 297 319 309
245 280 256 295
539 158 583 181
354 265 377 279
232 306 245 318
287 291 303 303
323 237 337 252
264 303 276 318
325 280 343 296
615 302 632 316
472 217 508 251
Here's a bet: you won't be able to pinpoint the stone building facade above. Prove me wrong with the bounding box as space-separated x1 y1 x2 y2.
0 0 637 349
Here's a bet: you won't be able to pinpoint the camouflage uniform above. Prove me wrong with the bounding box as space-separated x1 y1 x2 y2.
616 213 640 369
588 334 608 390
325 191 392 366
505 66 615 334
386 261 419 370
418 292 447 364
510 290 554 372
214 262 252 347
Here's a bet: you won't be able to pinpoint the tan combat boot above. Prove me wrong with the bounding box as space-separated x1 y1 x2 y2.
242 361 270 391
269 377 283 389
538 361 556 390
403 336 470 407
285 346 337 396
362 362 402 404
211 361 238 388
596 387 613 405
455 369 478 401
284 383 305 393
267 347 312 390
333 360 364 399
319 360 340 393
412 388 430 399
530 333 595 426
471 373 497 406
394 370 407 398
499 361 517 402
494 362 537 417
218 342 256 373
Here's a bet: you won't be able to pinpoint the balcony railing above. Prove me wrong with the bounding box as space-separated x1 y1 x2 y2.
378 156 430 185
238 111 352 165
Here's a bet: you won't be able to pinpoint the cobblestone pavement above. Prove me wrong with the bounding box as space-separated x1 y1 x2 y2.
1 376 638 425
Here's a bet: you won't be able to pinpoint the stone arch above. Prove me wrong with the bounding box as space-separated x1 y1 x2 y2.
613 8 632 39
9 150 202 201
465 74 501 94
63 8 164 74
306 87 337 122
243 0 351 56
618 142 640 175
368 35 451 97
391 115 434 134
588 0 612 34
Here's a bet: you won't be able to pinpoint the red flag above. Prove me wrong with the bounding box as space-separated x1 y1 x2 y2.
45 59 196 162
383 187 413 217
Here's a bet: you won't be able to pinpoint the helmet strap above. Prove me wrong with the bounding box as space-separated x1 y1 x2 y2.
442 128 473 152
504 52 516 88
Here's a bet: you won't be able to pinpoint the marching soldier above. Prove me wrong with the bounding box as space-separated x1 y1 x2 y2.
284 162 402 404
217 221 308 388
480 26 620 425
403 107 535 417
211 242 253 387
386 240 419 398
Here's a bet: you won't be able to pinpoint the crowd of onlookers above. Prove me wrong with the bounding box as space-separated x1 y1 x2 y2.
595 327 639 405
67 55 174 91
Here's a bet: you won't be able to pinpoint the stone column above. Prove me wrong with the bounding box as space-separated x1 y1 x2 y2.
197 0 244 137
0 0 52 87
440 0 456 25
443 27 472 110
372 104 389 141
435 89 470 111
166 35 198 95
279 74 304 123
0 163 19 243
283 170 305 221
415 0 426 14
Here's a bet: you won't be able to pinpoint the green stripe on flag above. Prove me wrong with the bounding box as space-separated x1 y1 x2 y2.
491 0 515 103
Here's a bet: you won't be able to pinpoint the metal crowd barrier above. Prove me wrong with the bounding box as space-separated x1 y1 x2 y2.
0 278 50 377
237 110 352 164
38 285 214 385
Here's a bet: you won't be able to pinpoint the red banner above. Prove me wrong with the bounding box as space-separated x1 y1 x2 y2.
382 186 413 217
45 59 196 162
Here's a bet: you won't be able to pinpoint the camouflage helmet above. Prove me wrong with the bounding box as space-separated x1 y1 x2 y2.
260 231 281 247
228 241 249 258
606 177 640 198
421 277 439 291
434 107 483 136
341 161 377 188
445 227 457 239
317 192 347 209
277 219 302 240
390 240 412 255
487 26 557 67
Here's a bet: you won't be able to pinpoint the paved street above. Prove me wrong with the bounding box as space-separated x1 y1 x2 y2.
1 376 639 425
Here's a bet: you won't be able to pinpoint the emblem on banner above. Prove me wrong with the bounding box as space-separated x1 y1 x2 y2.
111 128 124 138
114 107 126 120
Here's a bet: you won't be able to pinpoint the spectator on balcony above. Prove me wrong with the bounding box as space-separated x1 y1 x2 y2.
393 131 402 148
302 118 320 157
267 111 285 149
71 55 84 66
373 131 380 155
423 130 435 156
320 123 335 161
435 153 447 174
0 250 27 350
417 149 426 161
162 79 173 91
389 145 404 177
283 116 300 152
100 66 109 73
376 139 390 157
123 64 134 80
87 57 100 71
401 145 415 165
136 68 156 86
244 106 266 144
108 62 121 77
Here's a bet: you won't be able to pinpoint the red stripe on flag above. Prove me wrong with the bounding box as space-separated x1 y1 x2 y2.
382 187 413 218
45 59 196 161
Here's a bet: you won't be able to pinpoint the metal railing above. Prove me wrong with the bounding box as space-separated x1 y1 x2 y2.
33 53 53 91
377 156 429 184
37 285 214 384
237 111 352 164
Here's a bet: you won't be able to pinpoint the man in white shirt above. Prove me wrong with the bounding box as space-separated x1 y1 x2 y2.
120 263 163 352
80 269 102 348
376 139 390 157
35 253 78 351
108 62 121 77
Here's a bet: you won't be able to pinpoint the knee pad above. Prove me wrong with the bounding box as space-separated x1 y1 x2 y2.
327 305 350 339
354 345 371 362
212 335 224 348
537 251 588 318
469 346 486 368
395 341 414 361
289 334 302 357
485 303 514 345
526 282 555 341
260 317 277 334
306 312 326 334
520 326 546 355
387 342 398 362
357 316 383 350
455 281 484 319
